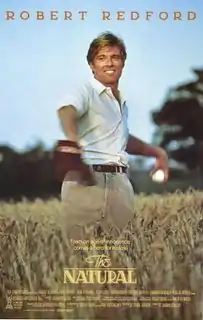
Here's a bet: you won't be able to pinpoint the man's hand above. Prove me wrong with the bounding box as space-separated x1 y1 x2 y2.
150 148 169 182
126 134 169 183
53 140 96 186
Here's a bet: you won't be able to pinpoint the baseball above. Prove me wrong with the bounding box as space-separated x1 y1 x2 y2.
151 169 165 183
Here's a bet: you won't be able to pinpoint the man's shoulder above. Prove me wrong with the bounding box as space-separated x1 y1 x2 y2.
68 78 94 95
56 79 93 113
68 77 107 97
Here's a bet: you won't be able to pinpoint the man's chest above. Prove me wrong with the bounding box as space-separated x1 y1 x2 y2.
90 93 127 120
84 94 128 138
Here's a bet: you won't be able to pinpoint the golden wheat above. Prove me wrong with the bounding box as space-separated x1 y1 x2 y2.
0 189 203 320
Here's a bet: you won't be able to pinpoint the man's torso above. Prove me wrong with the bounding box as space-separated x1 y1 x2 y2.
59 77 130 166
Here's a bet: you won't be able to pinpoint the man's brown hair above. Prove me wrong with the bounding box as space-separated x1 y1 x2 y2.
86 31 127 64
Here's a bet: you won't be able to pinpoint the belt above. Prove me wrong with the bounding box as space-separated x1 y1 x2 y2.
92 164 128 173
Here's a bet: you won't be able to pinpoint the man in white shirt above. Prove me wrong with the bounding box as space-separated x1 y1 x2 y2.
55 31 169 238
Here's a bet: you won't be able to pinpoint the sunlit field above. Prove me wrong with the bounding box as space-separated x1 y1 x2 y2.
0 190 203 319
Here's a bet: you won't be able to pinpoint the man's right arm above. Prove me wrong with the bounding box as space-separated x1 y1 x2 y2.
57 84 88 144
54 86 95 184
57 105 79 144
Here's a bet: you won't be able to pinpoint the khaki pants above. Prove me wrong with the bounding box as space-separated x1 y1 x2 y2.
59 171 136 319
61 171 135 237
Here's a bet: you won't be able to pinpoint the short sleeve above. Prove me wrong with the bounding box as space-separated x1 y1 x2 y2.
57 83 89 117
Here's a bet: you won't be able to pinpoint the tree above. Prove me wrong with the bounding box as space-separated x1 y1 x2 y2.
151 68 203 173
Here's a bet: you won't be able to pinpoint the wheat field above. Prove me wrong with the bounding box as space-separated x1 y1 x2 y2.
0 189 203 320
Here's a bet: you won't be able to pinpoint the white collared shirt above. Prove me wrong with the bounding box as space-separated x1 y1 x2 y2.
57 77 130 166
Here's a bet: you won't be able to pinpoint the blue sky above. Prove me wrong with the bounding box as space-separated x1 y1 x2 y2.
1 0 202 152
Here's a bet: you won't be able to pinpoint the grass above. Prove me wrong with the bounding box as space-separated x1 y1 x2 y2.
0 189 203 319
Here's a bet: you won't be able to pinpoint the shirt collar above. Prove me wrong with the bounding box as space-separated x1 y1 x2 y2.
90 76 126 105
90 77 106 95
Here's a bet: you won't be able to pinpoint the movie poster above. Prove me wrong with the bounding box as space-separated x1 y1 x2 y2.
0 0 203 319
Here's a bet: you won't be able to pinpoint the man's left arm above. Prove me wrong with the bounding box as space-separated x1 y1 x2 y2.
126 134 169 181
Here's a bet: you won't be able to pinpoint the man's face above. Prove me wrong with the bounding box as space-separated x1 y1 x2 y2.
89 45 125 86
